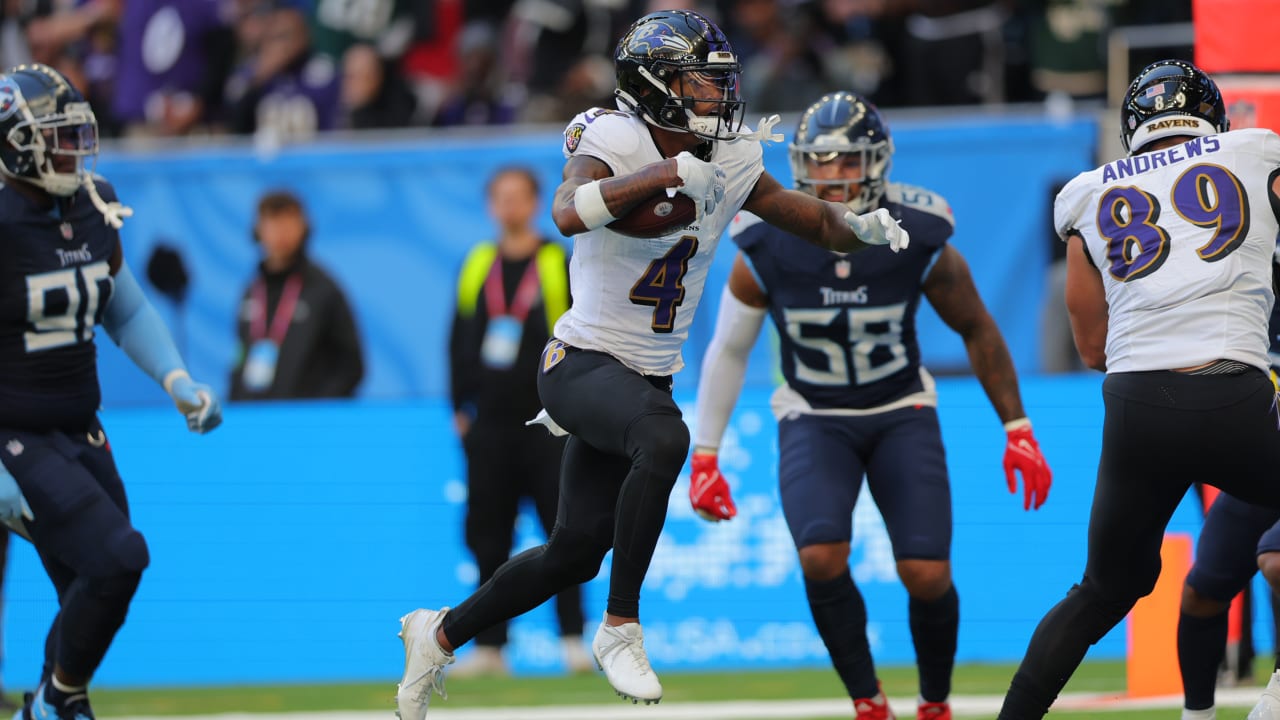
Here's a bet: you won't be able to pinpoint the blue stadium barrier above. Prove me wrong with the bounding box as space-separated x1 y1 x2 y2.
3 374 1215 687
90 114 1096 407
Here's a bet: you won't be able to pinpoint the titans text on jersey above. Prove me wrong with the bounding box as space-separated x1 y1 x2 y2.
731 181 954 412
0 178 121 431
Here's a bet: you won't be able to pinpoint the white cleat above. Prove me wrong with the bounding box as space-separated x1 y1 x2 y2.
1249 671 1280 720
395 608 455 720
591 613 662 705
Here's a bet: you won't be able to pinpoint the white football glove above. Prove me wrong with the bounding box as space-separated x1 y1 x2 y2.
674 151 727 218
844 208 910 253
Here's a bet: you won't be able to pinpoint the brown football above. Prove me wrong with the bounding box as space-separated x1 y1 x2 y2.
606 191 698 238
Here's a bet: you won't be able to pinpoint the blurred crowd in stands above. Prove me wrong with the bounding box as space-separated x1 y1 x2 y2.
0 0 1191 142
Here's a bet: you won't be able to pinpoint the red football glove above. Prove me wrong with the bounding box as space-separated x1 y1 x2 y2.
690 450 737 522
1003 418 1052 511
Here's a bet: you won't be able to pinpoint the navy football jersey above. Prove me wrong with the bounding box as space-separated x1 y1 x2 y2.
0 180 120 431
732 182 954 410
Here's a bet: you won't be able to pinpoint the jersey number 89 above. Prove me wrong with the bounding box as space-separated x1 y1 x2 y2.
1098 162 1249 282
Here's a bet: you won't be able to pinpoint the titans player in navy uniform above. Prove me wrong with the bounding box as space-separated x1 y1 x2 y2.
0 64 221 720
692 92 1052 720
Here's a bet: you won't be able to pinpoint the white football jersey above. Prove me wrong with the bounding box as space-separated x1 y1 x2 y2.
554 108 765 375
1054 128 1280 373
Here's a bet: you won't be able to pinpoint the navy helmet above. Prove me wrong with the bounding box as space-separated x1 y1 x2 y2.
0 63 96 197
790 91 893 213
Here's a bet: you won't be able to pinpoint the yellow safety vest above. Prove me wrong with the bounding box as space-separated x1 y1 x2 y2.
456 241 569 332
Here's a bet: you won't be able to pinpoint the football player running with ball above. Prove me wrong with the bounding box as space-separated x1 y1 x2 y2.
395 9 908 720
0 64 221 720
691 91 1051 720
997 59 1280 719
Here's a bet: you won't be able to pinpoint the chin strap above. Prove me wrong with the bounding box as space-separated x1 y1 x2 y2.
83 174 134 229
728 114 784 144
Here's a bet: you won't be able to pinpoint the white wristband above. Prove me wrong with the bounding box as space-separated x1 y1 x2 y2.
162 369 191 397
574 180 616 230
1004 417 1032 432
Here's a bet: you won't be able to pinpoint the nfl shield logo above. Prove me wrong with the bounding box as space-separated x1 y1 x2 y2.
60 222 73 240
835 259 851 279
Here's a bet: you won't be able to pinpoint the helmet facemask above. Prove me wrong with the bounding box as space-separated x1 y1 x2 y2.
622 55 744 141
4 97 97 197
790 138 892 214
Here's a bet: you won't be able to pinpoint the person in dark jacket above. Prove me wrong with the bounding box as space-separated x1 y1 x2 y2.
230 190 364 400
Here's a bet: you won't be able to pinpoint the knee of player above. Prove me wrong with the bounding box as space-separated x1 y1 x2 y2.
897 559 952 599
544 527 611 585
1079 576 1147 620
1180 579 1230 617
797 543 850 580
1259 552 1280 593
103 526 151 576
629 413 690 473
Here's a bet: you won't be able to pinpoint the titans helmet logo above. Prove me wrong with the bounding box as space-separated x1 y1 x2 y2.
0 83 17 121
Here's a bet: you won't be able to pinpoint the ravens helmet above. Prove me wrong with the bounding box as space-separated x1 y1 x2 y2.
0 63 97 197
790 91 893 213
614 9 744 142
1120 59 1228 155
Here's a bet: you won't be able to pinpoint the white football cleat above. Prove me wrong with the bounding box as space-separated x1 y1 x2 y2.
395 608 454 720
591 614 662 704
1249 671 1280 720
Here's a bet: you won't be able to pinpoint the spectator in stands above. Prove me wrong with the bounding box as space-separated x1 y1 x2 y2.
339 42 416 129
727 0 844 114
307 0 417 66
223 4 340 140
502 0 628 123
431 21 517 126
21 0 118 68
230 190 364 401
900 0 1007 106
112 0 238 137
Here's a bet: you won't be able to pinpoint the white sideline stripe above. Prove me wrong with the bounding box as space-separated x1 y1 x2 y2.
111 687 1266 720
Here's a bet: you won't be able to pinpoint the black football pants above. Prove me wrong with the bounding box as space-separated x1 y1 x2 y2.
442 343 689 647
999 369 1280 719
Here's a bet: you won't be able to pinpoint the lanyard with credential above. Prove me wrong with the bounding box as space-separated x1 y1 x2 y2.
483 258 540 322
250 273 304 344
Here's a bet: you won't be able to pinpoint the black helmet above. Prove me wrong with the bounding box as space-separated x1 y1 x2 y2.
0 63 97 196
1120 59 1228 155
614 9 744 142
790 91 893 213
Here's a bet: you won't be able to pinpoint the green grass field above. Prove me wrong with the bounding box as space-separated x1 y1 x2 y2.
63 657 1268 719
